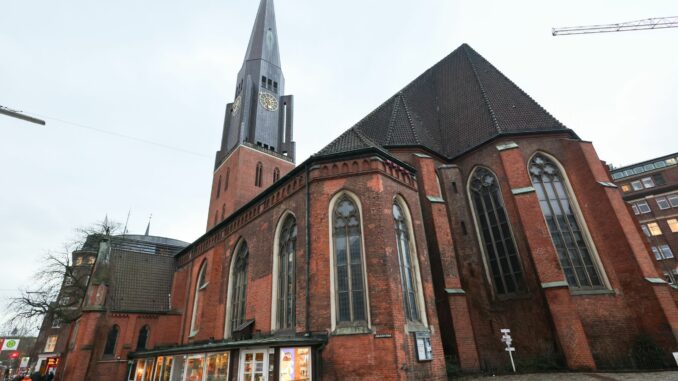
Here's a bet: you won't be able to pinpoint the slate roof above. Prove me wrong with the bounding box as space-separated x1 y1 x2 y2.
107 235 187 312
316 44 572 160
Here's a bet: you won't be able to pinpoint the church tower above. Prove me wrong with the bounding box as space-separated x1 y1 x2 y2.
207 0 295 230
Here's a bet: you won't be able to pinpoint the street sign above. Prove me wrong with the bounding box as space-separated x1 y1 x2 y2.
500 329 516 373
1 339 20 351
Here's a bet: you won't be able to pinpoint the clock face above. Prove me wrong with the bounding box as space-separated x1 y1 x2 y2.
259 92 279 111
232 95 242 114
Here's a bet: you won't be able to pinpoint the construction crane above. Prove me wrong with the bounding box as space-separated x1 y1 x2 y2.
0 105 46 125
553 16 678 36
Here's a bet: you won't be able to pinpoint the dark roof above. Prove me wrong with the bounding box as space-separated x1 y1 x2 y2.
106 235 186 312
316 44 572 160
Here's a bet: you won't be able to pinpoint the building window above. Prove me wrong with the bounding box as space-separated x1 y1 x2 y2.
635 201 651 214
631 181 643 191
225 168 230 191
469 168 526 296
276 215 297 330
393 200 422 321
653 174 667 186
273 167 280 183
44 335 58 353
529 154 604 289
332 195 368 325
217 176 222 199
641 225 651 237
652 245 674 260
222 204 226 221
190 261 208 336
230 242 249 334
103 325 119 356
255 162 263 187
668 219 678 233
621 184 631 193
668 194 678 208
641 177 655 188
631 204 640 215
657 197 671 210
136 325 150 350
261 76 267 87
646 223 662 236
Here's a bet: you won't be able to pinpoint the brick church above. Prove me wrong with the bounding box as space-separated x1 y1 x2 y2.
52 0 678 380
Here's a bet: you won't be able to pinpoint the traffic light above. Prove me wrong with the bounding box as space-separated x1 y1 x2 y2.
9 352 19 359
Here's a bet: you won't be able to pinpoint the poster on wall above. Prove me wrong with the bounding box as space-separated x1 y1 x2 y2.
279 347 311 381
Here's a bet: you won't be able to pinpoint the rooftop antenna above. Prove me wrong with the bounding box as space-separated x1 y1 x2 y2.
553 16 678 36
0 105 46 125
122 209 131 237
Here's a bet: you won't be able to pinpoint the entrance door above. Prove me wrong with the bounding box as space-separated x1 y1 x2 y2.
239 350 268 381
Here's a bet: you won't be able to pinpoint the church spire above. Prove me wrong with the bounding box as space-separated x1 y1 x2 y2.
244 0 281 68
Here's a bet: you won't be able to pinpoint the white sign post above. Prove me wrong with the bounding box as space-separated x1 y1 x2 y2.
500 329 516 373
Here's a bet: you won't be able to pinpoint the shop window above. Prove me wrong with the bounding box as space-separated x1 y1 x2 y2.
137 325 150 350
668 219 678 233
641 177 655 188
668 194 678 208
184 355 204 381
468 167 526 296
229 242 249 335
279 347 311 380
635 201 651 214
529 154 604 289
276 215 297 330
657 197 671 210
646 222 662 236
205 352 230 381
392 199 423 321
44 335 58 352
332 194 368 326
103 325 119 356
255 162 263 187
190 261 208 336
631 181 643 191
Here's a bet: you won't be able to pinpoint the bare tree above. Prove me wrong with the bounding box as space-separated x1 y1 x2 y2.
2 218 121 332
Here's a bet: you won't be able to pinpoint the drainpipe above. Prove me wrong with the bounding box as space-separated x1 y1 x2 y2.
305 163 312 335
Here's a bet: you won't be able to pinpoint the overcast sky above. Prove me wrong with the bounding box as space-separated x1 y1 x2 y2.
1 0 677 322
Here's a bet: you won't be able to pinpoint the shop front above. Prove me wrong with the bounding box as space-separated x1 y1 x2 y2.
34 355 60 376
128 336 324 381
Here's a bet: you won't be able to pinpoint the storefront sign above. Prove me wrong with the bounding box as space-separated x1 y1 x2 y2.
279 347 311 381
414 332 432 361
374 333 392 339
1 339 20 351
19 357 29 368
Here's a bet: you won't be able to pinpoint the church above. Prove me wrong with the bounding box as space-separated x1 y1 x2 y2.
55 0 678 380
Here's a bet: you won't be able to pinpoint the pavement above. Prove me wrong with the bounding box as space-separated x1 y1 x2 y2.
455 371 678 380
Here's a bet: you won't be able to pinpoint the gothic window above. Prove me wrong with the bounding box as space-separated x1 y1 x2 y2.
276 215 297 330
230 242 249 334
529 154 604 289
255 162 263 187
392 200 420 322
136 325 150 350
217 175 222 198
469 168 526 295
332 195 367 325
273 167 280 182
190 261 208 336
222 204 226 221
103 325 119 356
261 76 267 88
225 168 230 191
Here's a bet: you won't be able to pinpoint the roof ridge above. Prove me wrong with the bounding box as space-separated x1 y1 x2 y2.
399 93 421 144
385 94 402 145
353 127 382 149
462 44 501 134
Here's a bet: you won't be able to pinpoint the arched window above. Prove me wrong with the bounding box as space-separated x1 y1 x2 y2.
221 204 226 221
332 195 367 325
255 163 263 187
190 261 208 336
529 154 603 289
273 167 280 183
225 168 230 191
276 215 297 330
469 168 526 295
216 176 222 199
103 325 119 356
230 242 249 334
136 325 150 350
393 200 420 322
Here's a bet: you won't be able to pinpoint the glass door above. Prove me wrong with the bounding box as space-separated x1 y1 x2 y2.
239 350 268 381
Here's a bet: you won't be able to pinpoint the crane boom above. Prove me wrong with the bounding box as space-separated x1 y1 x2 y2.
553 16 678 36
0 105 46 125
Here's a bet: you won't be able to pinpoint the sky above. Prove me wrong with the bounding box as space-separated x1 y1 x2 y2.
1 0 677 321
